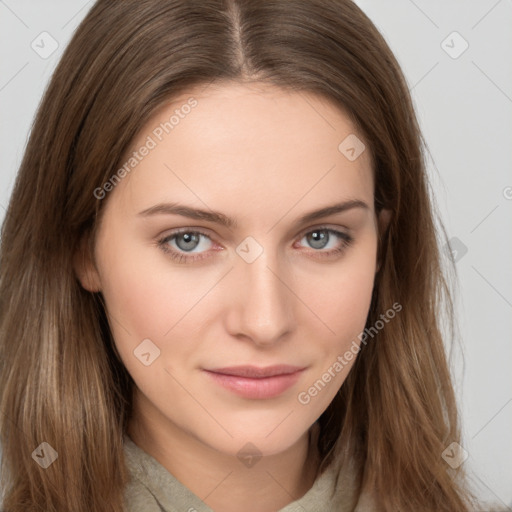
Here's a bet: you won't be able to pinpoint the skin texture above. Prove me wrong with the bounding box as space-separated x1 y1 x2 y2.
77 81 389 511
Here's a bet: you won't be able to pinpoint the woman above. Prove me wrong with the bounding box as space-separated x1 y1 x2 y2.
0 0 479 510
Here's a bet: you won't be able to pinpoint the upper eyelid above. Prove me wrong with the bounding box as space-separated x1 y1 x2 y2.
296 224 351 238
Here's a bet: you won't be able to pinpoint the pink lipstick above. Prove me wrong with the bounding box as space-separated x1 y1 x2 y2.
203 365 305 399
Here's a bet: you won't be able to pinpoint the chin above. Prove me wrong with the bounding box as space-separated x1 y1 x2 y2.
194 419 311 459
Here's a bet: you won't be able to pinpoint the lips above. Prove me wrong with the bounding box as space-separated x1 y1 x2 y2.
203 365 306 399
206 365 304 378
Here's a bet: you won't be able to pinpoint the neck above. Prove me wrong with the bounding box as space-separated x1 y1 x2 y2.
127 394 321 512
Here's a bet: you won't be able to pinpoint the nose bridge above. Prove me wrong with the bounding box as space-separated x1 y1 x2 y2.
230 240 294 344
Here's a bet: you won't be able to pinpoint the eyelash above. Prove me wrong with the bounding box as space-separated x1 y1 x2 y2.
157 226 354 264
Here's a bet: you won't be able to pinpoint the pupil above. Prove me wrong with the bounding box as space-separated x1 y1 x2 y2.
308 230 328 249
177 233 199 251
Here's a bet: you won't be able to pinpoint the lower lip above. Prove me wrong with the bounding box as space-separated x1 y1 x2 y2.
203 370 304 399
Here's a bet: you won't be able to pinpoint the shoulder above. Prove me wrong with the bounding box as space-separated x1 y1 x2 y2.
278 456 378 512
330 452 379 512
123 436 165 511
124 477 164 512
123 435 212 512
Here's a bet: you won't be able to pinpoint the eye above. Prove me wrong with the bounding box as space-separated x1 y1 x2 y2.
158 229 215 263
295 227 354 259
157 226 354 264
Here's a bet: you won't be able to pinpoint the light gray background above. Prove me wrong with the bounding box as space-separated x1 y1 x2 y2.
1 0 511 508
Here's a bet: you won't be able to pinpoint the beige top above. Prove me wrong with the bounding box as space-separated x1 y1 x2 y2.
123 435 376 511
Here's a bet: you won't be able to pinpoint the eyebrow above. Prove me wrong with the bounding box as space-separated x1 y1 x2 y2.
138 199 369 230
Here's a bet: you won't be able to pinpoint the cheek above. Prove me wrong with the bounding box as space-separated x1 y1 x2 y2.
294 249 376 415
96 252 201 402
97 231 211 339
96 236 228 378
303 243 377 343
99 258 172 338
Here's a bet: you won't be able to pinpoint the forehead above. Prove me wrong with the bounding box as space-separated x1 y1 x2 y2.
107 81 374 221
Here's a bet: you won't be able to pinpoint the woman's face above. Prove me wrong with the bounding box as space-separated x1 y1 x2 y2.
80 81 384 458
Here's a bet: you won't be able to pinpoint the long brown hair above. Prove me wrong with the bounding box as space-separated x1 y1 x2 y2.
0 0 477 510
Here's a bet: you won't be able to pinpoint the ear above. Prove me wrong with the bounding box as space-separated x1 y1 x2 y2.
73 233 102 293
376 208 391 273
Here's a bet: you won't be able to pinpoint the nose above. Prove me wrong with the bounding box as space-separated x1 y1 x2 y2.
225 248 295 347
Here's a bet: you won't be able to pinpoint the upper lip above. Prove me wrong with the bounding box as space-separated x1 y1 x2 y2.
204 365 305 378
